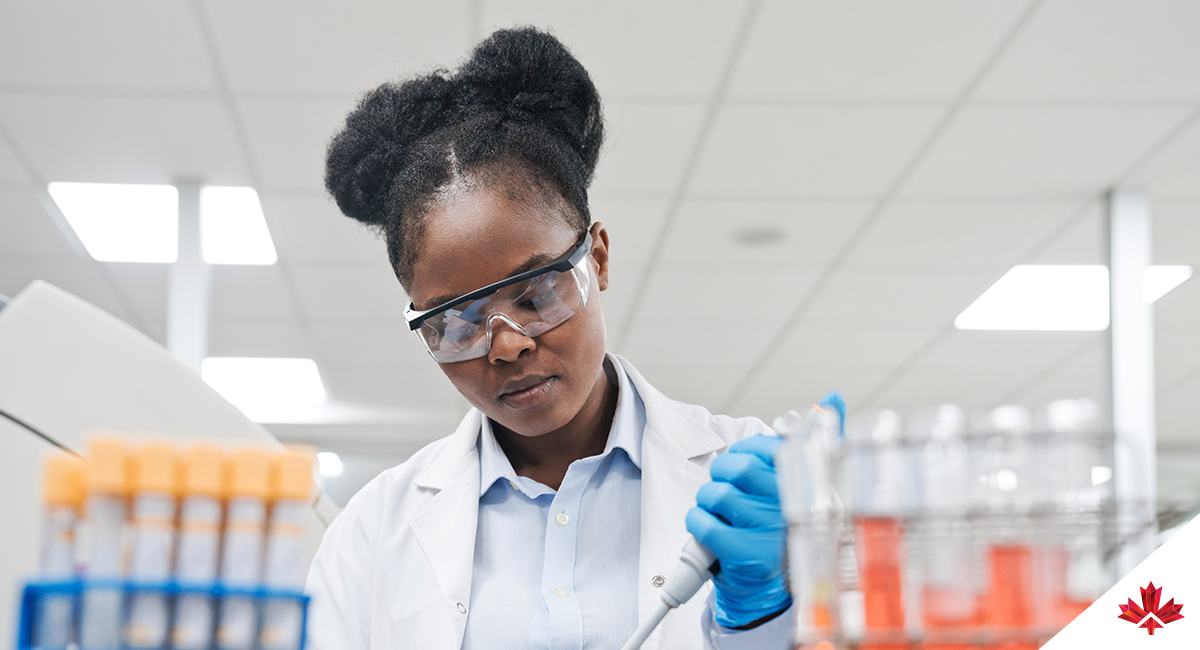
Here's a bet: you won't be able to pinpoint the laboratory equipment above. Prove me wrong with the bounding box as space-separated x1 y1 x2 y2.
218 446 272 650
79 436 129 650
619 537 719 650
261 446 316 650
172 443 226 650
774 398 844 646
0 280 339 646
33 453 84 649
125 440 179 649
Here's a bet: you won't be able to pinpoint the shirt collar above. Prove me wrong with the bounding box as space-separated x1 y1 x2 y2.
478 352 645 497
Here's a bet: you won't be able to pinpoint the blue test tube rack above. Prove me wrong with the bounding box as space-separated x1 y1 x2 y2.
15 578 310 650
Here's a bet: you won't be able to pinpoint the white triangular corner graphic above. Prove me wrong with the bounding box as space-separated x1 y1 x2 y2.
1043 512 1198 649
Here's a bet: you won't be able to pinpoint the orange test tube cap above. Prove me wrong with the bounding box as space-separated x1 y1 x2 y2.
182 443 225 498
135 439 178 494
271 445 315 502
227 446 272 499
86 435 129 495
43 452 85 507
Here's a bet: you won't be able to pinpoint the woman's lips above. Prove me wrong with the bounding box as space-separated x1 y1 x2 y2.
499 376 557 409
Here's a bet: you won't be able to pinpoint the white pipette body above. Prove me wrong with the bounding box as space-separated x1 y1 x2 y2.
620 536 719 650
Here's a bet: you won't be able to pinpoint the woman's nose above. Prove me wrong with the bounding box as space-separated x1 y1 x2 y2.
487 314 535 363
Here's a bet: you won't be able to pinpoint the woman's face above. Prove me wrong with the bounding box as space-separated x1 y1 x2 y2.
407 186 611 438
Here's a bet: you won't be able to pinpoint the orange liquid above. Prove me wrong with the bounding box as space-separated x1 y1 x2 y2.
856 517 906 649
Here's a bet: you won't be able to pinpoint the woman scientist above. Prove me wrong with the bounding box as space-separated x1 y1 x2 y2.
307 28 793 650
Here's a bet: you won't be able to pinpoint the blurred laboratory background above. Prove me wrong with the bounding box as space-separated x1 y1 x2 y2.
2 0 1198 551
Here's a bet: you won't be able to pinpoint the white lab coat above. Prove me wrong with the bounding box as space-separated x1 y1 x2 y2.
305 355 774 650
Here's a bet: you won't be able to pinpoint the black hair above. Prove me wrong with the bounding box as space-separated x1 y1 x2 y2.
324 27 604 288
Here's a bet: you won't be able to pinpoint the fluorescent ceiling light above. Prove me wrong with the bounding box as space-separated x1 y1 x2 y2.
1143 265 1192 302
47 182 178 263
200 186 277 265
317 451 344 477
956 265 1193 331
201 358 326 421
955 265 1110 331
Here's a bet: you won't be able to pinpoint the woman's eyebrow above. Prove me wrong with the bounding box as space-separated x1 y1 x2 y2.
423 252 556 308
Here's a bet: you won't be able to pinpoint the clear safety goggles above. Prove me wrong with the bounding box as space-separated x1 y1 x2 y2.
404 232 593 363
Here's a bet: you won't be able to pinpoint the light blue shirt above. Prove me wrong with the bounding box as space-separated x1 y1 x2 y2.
461 358 793 649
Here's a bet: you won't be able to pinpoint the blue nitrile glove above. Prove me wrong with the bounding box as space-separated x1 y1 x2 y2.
686 434 791 629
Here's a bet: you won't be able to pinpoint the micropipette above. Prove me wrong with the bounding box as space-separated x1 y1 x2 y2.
619 536 720 650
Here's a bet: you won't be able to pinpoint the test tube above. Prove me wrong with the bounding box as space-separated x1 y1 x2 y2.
125 440 178 649
34 452 85 649
971 405 1038 650
79 436 130 650
908 405 979 650
260 446 315 650
774 403 841 646
217 446 272 650
172 443 226 650
842 411 913 650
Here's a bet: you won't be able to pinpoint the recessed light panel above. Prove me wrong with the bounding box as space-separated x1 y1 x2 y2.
200 186 278 265
201 358 326 421
955 265 1110 331
1143 265 1192 303
317 451 344 477
956 265 1192 331
47 182 178 263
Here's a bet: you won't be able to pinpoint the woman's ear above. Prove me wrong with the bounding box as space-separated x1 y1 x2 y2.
589 221 610 291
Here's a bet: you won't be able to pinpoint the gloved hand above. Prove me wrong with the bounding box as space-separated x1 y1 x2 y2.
686 434 791 629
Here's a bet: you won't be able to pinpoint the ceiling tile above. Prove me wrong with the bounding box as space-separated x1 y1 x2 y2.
692 105 944 196
657 199 874 272
485 0 751 98
239 98 354 192
290 265 408 326
590 103 706 199
210 265 302 325
309 325 428 367
0 135 30 185
867 330 1104 414
797 269 999 328
101 263 167 336
0 93 249 185
1153 200 1200 266
1157 382 1200 444
588 198 669 274
1156 282 1200 388
202 0 471 95
1128 116 1200 198
264 193 386 266
320 361 462 411
630 269 820 331
0 1 214 91
977 0 1200 101
728 323 939 419
902 105 1190 198
207 322 312 359
843 199 1081 271
0 189 78 261
1024 205 1104 265
731 0 1033 100
981 338 1107 414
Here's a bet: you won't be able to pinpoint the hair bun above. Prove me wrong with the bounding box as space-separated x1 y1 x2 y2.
325 73 456 226
457 27 603 179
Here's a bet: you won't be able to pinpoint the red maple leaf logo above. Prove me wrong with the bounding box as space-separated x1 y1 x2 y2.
1118 582 1185 635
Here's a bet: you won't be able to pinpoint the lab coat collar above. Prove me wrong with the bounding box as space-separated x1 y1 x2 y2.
612 353 727 460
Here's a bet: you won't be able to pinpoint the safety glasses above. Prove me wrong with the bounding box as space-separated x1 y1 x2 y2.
404 232 593 363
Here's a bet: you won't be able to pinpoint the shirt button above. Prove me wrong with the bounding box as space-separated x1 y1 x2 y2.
553 587 569 599
651 575 666 588
555 512 570 526
456 602 467 614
